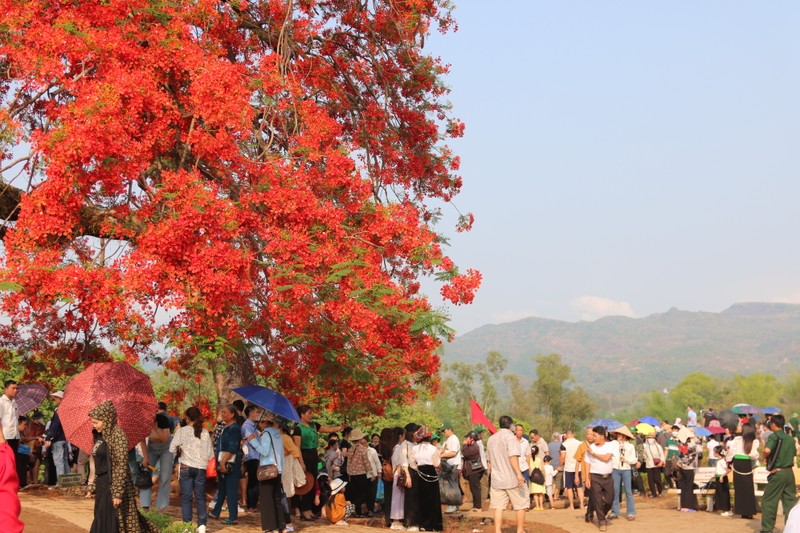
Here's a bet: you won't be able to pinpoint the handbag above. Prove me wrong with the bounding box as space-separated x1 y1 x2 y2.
135 465 153 489
653 458 662 466
258 463 279 480
382 459 394 481
530 467 545 485
395 468 408 490
256 431 280 481
469 458 485 472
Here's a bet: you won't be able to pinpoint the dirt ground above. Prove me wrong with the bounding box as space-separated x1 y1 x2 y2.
18 487 793 533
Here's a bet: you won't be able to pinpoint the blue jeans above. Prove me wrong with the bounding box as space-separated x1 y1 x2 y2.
51 441 70 477
179 465 208 525
612 469 636 517
140 442 174 509
211 467 240 522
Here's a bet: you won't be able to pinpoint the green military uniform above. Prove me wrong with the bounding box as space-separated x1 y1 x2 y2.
760 430 797 533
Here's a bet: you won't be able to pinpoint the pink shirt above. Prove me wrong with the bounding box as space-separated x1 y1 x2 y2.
0 443 23 532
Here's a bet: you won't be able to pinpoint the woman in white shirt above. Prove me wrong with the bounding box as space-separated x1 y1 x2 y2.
728 423 759 519
389 428 407 530
412 428 442 532
169 407 214 533
609 428 638 520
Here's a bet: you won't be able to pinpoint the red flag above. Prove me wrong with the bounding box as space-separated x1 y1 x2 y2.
470 399 497 434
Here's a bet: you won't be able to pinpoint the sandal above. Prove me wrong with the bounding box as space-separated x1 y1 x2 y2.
220 518 239 525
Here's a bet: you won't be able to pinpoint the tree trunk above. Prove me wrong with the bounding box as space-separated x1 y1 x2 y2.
213 348 256 406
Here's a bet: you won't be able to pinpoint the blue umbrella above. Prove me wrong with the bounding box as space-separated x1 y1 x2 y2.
586 419 624 431
639 416 660 426
233 385 300 423
763 407 781 415
693 426 712 437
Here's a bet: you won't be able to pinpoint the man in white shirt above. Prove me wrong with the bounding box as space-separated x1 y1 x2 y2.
529 429 548 455
706 438 719 467
584 426 615 532
561 428 583 510
0 380 19 454
440 422 462 513
486 415 528 533
515 424 531 482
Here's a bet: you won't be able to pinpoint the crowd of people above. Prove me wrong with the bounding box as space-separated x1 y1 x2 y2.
2 377 800 533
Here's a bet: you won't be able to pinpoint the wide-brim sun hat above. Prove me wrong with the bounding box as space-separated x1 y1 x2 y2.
349 428 366 441
295 471 315 495
611 425 635 440
330 477 347 495
677 426 695 443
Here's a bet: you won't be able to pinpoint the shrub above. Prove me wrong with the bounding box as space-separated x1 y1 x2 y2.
140 509 197 532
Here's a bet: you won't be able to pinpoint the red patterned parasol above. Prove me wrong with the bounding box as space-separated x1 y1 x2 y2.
15 384 49 415
59 362 157 452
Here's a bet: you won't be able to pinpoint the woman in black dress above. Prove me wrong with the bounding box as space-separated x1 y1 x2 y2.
411 427 442 532
87 400 158 533
730 423 759 519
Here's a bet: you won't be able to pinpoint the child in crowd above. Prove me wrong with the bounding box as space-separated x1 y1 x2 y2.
712 446 732 517
316 471 332 511
543 455 555 508
325 478 353 526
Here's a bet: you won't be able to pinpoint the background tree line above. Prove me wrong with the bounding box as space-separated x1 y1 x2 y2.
431 352 595 436
633 371 800 423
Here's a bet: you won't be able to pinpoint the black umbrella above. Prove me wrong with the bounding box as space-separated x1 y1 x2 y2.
718 409 739 431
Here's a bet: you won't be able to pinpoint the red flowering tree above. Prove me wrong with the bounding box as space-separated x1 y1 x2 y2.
0 0 479 413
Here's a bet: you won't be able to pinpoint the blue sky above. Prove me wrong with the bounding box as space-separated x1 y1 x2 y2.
423 2 800 334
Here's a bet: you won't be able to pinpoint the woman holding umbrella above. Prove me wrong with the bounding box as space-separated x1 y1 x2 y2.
86 400 158 533
292 405 344 521
246 414 286 533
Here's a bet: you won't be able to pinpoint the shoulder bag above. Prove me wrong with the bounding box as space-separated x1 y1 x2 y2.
257 432 280 481
382 459 394 481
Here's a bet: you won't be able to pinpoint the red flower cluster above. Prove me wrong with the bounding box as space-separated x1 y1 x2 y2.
0 0 479 412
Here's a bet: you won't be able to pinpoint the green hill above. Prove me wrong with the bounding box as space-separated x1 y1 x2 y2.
442 302 800 394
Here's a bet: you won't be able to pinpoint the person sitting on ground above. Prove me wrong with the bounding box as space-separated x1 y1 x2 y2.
325 478 352 526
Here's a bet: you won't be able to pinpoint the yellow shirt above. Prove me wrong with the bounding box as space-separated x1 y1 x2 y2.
282 433 301 459
326 492 347 524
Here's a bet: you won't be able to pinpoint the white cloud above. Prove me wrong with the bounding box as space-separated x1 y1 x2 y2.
571 295 635 321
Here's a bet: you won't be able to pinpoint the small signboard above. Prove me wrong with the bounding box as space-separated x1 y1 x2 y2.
57 473 83 488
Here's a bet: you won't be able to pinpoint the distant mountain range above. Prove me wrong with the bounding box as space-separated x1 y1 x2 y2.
442 302 800 394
